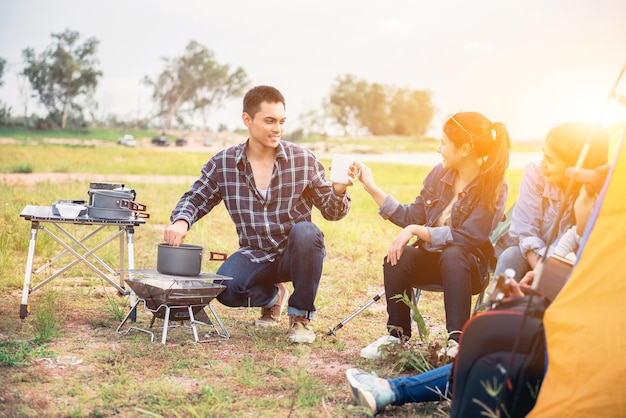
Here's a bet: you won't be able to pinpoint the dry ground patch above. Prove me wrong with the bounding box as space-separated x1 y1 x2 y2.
0 277 452 417
1 170 455 417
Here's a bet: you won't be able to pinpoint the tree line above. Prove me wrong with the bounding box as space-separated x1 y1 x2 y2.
1 29 436 136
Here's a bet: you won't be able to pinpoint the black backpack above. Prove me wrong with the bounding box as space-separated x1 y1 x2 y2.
450 295 549 418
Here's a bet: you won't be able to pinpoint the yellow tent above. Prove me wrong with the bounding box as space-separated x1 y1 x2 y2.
528 126 626 417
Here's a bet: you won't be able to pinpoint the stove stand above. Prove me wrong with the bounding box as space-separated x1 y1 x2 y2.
116 298 230 344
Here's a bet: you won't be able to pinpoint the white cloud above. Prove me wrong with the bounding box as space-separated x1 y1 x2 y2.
379 19 413 34
462 42 493 53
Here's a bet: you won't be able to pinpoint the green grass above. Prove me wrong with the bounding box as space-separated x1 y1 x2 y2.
0 139 528 417
0 125 162 142
32 289 62 342
0 144 212 175
0 339 54 367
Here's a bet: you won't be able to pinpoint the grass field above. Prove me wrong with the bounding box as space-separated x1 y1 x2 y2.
0 137 527 417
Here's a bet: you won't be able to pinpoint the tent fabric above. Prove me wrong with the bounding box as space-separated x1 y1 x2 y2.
528 127 626 417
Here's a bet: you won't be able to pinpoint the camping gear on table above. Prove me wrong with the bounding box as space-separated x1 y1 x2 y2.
86 183 149 220
51 201 88 218
156 243 227 276
49 182 149 220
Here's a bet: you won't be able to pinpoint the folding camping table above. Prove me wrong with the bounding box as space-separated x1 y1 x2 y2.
18 205 146 319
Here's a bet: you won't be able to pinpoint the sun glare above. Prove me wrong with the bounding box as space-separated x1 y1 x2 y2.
560 79 626 130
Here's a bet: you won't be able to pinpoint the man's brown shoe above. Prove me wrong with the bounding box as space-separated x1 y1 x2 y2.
289 315 316 343
254 283 289 327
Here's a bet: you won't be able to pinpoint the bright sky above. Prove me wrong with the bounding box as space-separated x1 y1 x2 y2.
0 0 625 140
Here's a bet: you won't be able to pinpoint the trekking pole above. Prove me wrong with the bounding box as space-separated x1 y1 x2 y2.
325 290 385 336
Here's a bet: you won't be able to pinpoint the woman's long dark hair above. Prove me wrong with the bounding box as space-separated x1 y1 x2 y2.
443 112 511 212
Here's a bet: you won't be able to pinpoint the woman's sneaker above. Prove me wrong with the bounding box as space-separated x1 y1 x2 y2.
345 368 395 413
360 335 401 359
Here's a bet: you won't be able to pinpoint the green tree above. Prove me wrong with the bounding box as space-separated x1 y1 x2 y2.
0 57 6 86
0 56 11 124
357 82 392 135
327 74 435 136
22 29 102 129
327 74 365 136
389 87 434 136
144 40 249 130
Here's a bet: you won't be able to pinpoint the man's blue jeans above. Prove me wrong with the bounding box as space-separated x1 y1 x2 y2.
215 222 325 319
390 363 452 405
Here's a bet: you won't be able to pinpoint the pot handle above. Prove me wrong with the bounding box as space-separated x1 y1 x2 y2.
119 200 147 212
208 251 227 261
134 212 150 219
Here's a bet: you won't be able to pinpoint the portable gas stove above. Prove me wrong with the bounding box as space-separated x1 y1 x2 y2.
116 270 231 344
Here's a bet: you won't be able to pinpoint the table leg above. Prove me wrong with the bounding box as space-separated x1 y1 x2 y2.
20 221 39 319
31 226 127 293
119 227 125 289
125 226 137 321
34 225 108 274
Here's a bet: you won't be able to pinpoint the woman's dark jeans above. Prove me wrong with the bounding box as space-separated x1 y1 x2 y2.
215 222 325 319
384 245 482 341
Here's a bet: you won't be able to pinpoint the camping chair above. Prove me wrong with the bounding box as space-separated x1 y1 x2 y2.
325 204 515 337
411 277 488 339
411 204 515 338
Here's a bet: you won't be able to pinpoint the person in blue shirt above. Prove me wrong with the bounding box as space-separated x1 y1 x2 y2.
494 122 608 281
355 112 510 358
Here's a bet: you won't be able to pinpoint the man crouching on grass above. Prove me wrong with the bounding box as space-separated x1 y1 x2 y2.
163 85 353 343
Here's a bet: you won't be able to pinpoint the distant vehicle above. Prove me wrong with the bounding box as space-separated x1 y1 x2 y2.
175 137 188 147
117 134 136 147
151 135 170 146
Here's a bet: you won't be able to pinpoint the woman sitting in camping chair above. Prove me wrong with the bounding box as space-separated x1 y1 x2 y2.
355 112 510 359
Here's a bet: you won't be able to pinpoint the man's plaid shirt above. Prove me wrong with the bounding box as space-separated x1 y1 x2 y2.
171 140 351 262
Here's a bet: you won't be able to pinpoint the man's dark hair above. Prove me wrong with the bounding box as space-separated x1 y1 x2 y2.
243 85 285 118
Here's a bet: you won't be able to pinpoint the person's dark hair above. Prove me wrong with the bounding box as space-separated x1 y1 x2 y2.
243 85 285 119
544 121 609 169
443 112 510 212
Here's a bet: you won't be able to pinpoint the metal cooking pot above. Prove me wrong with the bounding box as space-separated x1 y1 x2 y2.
157 243 227 276
90 189 137 209
87 189 148 219
87 206 149 220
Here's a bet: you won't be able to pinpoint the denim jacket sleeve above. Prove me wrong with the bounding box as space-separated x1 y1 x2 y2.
510 162 552 259
379 164 505 251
